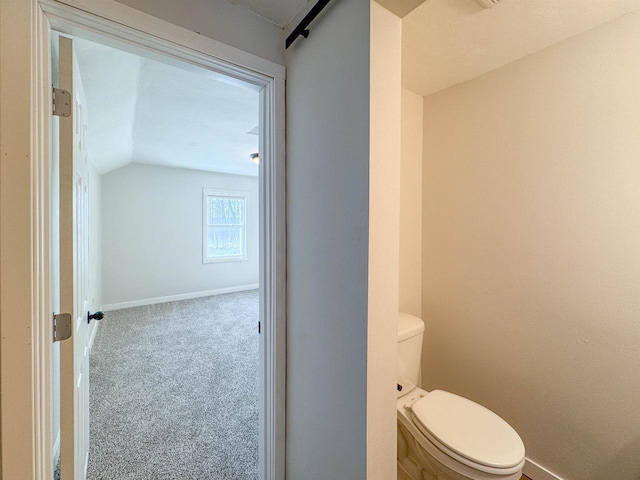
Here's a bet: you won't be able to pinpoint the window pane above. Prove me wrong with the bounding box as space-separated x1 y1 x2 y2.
207 226 242 257
208 196 243 225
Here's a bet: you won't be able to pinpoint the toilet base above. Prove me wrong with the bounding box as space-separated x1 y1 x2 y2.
398 420 462 480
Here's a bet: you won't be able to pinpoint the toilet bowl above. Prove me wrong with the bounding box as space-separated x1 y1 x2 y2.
397 313 525 480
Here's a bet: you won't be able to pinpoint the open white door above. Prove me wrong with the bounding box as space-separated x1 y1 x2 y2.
58 35 91 480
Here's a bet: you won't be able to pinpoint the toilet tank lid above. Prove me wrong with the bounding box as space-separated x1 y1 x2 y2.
398 313 424 341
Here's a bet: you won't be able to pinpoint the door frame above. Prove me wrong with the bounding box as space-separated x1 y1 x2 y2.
0 1 286 478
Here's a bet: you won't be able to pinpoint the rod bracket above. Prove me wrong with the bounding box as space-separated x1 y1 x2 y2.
285 0 332 49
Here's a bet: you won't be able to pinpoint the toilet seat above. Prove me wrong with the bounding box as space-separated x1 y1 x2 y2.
409 390 525 473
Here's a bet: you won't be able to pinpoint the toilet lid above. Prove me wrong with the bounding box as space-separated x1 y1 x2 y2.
410 390 525 469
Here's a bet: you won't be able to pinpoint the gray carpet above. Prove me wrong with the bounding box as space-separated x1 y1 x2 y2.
87 290 259 479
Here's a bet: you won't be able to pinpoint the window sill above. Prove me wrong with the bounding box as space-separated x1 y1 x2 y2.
203 256 249 264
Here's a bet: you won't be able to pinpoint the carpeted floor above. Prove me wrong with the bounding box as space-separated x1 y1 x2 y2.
86 290 259 479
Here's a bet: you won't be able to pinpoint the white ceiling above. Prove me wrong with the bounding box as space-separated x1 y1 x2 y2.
403 0 640 97
75 39 260 177
76 1 640 172
228 0 310 27
229 0 640 98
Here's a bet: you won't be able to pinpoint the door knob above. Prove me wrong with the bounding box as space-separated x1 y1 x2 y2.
87 310 104 324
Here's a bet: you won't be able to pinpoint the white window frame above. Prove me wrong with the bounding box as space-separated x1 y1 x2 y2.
203 189 248 263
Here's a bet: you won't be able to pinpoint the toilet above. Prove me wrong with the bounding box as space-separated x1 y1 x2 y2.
397 313 525 480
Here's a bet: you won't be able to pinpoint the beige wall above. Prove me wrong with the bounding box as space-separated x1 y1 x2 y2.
399 88 423 317
369 2 402 479
421 12 640 480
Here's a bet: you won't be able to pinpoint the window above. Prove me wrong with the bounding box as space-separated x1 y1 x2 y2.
203 189 247 263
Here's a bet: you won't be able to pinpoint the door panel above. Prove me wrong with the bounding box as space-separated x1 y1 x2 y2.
59 35 91 480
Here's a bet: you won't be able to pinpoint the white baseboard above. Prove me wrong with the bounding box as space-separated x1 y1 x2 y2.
524 458 565 480
102 285 259 311
53 430 60 469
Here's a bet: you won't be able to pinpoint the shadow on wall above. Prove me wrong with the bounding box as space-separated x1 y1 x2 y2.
587 434 640 480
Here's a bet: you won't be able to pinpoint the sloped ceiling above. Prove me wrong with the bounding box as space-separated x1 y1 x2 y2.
75 39 259 176
403 0 640 97
375 0 425 18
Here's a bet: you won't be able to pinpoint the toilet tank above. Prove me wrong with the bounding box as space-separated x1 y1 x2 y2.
397 313 425 396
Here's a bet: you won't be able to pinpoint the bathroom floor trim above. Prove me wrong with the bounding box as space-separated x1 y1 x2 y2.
524 458 565 480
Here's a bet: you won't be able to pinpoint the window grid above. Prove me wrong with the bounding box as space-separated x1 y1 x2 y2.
203 190 248 263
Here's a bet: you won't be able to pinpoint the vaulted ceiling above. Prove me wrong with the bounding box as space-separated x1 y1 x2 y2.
75 39 260 176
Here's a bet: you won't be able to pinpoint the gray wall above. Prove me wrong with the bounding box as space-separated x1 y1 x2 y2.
114 0 284 66
285 1 371 478
101 163 259 307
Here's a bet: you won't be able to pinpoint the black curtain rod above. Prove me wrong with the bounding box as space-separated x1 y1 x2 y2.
285 0 332 49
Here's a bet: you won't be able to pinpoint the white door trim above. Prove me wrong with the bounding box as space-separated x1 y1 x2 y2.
0 3 52 478
0 1 286 478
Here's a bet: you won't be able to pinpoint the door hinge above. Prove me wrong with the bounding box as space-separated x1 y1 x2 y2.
53 312 72 342
52 86 71 117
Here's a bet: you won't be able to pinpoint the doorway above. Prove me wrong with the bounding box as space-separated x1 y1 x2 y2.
51 32 268 479
5 2 288 479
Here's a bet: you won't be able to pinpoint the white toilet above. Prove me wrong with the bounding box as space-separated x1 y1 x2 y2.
397 313 525 480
